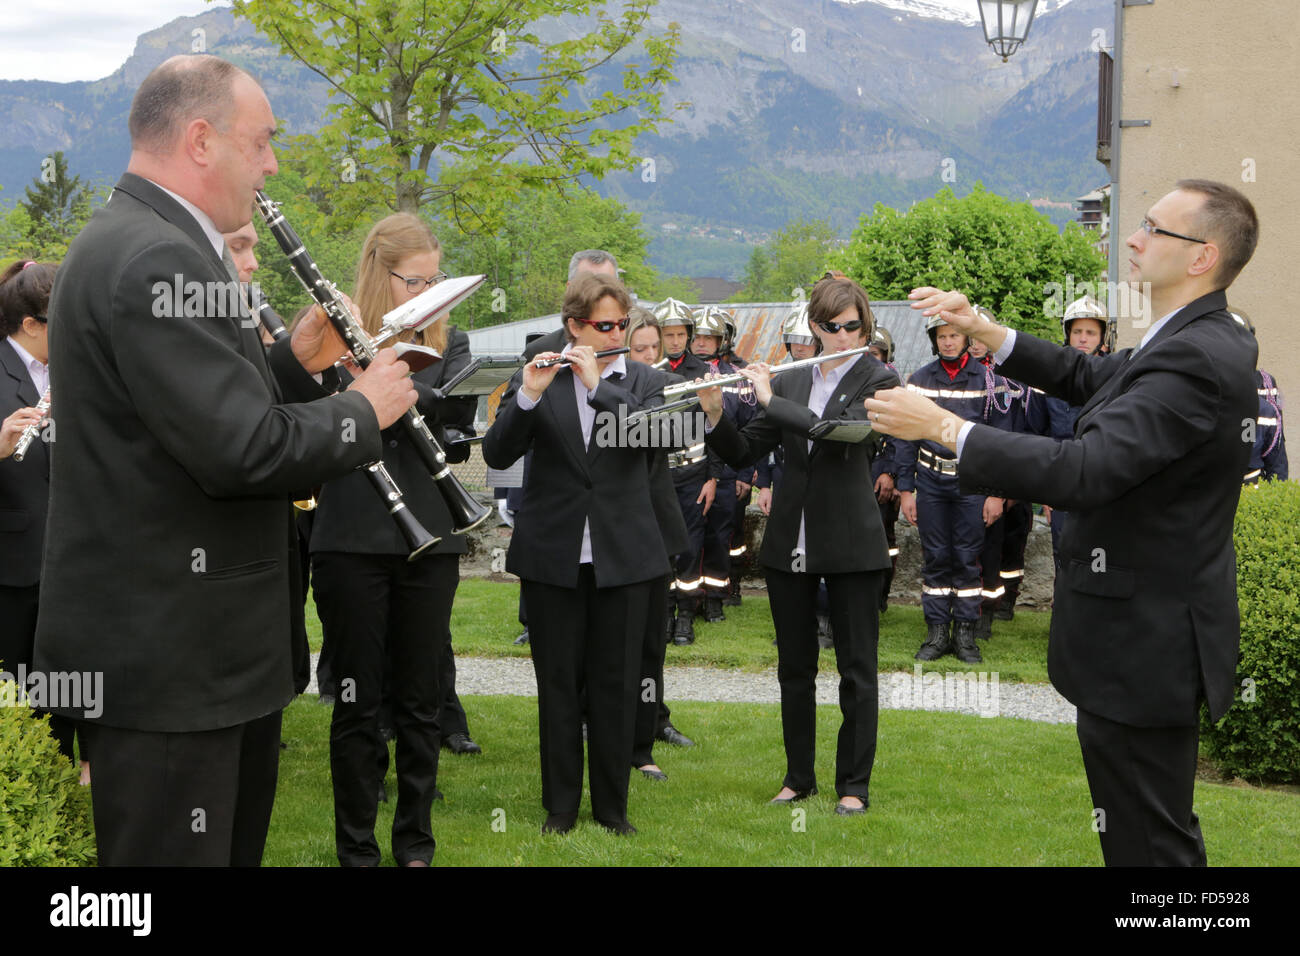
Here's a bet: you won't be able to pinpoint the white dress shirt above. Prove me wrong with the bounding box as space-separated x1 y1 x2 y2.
7 336 49 397
515 344 630 564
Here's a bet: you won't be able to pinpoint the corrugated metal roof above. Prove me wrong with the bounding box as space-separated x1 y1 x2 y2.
464 299 934 381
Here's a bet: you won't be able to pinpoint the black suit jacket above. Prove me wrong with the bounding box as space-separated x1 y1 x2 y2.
34 173 382 731
0 341 48 587
523 327 567 360
309 326 477 555
960 290 1256 725
706 355 899 574
483 360 669 588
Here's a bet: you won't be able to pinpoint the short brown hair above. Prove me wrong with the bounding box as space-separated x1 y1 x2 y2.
808 275 874 342
562 273 631 342
1175 179 1259 288
129 55 250 153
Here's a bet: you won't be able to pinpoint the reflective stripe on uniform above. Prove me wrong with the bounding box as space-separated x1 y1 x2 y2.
921 585 953 596
888 547 900 557
675 576 704 591
729 544 747 557
702 576 729 588
952 587 983 598
981 587 1005 600
999 569 1024 580
1257 417 1279 426
1242 469 1263 482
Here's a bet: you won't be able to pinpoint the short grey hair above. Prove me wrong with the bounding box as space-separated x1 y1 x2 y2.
129 55 251 153
567 249 619 281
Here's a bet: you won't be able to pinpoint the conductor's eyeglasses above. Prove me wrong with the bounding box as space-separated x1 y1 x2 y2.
1138 218 1206 245
390 270 449 291
574 316 631 333
817 318 864 334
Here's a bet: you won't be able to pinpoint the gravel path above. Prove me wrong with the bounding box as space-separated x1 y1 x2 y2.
308 653 1076 724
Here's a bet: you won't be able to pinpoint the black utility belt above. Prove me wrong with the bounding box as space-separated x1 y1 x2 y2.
917 447 959 476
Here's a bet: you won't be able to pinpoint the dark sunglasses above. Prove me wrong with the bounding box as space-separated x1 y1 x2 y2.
390 270 449 292
574 316 631 333
817 318 864 334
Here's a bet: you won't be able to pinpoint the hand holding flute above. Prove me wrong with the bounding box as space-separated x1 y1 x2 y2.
3 400 46 461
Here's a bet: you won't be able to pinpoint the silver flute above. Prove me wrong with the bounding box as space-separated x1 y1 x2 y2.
629 345 874 420
12 391 50 462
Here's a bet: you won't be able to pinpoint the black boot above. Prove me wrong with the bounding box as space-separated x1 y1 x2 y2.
673 611 695 646
995 578 1019 620
723 576 742 607
704 596 725 623
915 621 952 661
816 614 834 649
953 619 982 664
975 607 993 641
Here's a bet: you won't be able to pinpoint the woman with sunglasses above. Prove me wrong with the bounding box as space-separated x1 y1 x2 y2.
484 274 669 835
309 213 477 866
622 309 694 781
699 275 898 815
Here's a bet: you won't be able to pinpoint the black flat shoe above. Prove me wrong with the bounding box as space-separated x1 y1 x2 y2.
443 732 483 755
657 724 695 748
835 798 868 816
639 767 668 781
597 818 638 836
770 785 818 804
541 812 578 835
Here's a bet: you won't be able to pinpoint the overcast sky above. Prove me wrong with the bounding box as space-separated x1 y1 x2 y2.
0 0 997 83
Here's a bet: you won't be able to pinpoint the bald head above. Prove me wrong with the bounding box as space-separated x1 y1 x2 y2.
129 55 251 154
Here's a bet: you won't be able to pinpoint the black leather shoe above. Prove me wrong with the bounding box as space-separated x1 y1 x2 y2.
953 619 983 664
835 799 868 816
541 812 578 835
914 621 952 661
638 767 668 781
657 724 695 747
672 614 695 646
770 785 818 804
597 818 638 836
994 594 1015 621
512 629 530 645
704 597 725 623
443 732 483 755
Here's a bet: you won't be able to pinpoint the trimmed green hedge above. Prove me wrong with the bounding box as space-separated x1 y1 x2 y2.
1201 480 1300 783
0 683 96 866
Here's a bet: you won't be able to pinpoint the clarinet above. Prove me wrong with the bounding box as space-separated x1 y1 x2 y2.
253 190 492 536
12 391 50 462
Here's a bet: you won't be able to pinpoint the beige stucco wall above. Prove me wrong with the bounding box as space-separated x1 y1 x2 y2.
1115 0 1300 402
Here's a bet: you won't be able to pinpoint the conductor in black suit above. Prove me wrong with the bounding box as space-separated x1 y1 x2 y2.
32 55 419 866
484 273 668 835
867 180 1260 865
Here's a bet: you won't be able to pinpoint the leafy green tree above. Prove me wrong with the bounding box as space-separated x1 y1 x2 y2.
231 0 682 231
7 152 97 259
830 184 1106 339
735 218 838 302
432 185 692 328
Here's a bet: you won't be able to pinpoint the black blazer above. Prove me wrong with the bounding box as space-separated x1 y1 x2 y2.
523 326 567 360
484 360 669 588
309 326 477 555
960 290 1256 726
33 173 383 732
706 355 899 574
0 341 48 587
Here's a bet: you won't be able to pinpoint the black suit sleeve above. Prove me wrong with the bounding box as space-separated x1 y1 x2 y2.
962 335 1220 511
110 240 382 497
412 327 476 429
1001 331 1128 407
483 372 536 469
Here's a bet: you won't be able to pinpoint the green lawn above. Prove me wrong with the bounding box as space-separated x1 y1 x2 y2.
306 578 1055 684
266 693 1300 867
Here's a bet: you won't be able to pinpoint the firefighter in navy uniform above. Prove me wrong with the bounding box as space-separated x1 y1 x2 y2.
894 314 1013 663
691 305 758 623
718 308 757 608
1231 310 1288 485
656 297 714 645
967 311 1031 639
868 326 901 614
1026 295 1115 572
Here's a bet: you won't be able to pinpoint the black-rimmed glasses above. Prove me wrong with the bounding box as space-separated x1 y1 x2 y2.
1139 217 1206 245
390 270 449 292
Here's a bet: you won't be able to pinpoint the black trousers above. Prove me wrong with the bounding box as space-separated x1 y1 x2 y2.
0 581 78 761
313 551 457 866
671 473 710 607
524 567 651 825
766 567 882 801
632 573 673 767
84 710 282 866
1075 708 1207 866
